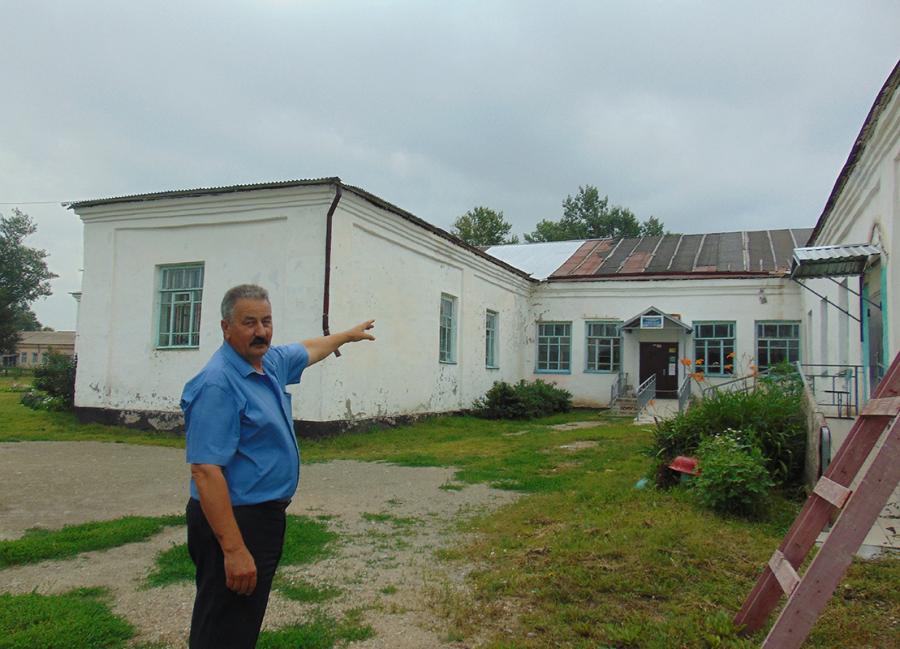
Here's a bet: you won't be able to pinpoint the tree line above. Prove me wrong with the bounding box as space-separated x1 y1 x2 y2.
1 209 55 355
452 184 666 246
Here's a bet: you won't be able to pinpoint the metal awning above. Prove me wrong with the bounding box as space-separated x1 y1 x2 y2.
790 244 881 279
621 306 693 332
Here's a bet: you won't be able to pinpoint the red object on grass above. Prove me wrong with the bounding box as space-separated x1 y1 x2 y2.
668 455 700 476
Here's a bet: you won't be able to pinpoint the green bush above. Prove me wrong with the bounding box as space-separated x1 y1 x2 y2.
19 390 68 411
473 379 572 419
32 352 76 408
694 434 773 517
652 367 805 488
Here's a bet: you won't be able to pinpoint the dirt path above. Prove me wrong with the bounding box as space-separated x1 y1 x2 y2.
0 442 518 648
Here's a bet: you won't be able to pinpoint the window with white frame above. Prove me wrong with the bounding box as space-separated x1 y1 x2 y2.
537 322 571 372
157 264 204 348
485 310 499 368
439 293 457 363
694 322 735 375
586 321 620 372
756 321 800 370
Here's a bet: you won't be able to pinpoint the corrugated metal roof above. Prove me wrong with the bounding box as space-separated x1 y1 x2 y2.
541 229 813 280
791 243 881 278
484 240 585 280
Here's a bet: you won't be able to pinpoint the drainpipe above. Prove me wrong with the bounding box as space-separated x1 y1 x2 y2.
323 182 343 357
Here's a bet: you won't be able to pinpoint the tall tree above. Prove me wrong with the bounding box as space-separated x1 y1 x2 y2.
451 206 519 246
525 185 665 242
0 209 56 354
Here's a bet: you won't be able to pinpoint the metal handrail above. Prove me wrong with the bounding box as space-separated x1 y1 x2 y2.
797 363 861 418
609 371 628 407
636 374 656 413
702 370 768 397
677 373 692 413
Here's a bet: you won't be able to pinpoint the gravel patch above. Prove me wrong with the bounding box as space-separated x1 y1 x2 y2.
0 442 518 648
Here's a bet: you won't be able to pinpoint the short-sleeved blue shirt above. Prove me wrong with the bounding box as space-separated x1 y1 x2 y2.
182 342 309 506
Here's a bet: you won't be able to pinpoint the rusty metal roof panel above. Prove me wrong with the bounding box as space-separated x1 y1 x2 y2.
770 229 797 271
645 234 682 272
574 238 617 275
716 231 745 272
791 228 813 247
669 234 703 272
595 237 642 274
619 236 659 273
694 232 721 270
748 231 776 271
552 240 605 276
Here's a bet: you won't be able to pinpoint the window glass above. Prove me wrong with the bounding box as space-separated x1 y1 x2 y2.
756 321 801 370
485 310 498 368
439 294 457 363
537 322 571 372
694 321 735 375
586 321 621 372
158 264 204 348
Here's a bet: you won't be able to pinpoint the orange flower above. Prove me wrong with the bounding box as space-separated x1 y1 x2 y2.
691 371 705 382
726 351 735 359
695 359 704 366
680 358 692 366
723 364 734 370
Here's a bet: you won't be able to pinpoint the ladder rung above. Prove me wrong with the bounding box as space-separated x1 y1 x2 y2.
860 396 900 416
768 550 800 596
812 476 852 508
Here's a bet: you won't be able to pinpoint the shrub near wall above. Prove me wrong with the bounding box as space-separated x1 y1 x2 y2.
472 380 572 419
653 366 806 490
21 352 76 411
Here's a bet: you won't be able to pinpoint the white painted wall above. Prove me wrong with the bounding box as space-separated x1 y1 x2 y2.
803 79 898 386
74 187 333 417
526 278 805 406
317 192 531 421
74 183 816 424
74 185 532 424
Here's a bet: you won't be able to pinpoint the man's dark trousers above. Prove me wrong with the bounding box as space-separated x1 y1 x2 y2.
186 498 288 649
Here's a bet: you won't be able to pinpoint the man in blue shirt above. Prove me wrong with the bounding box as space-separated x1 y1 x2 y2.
182 284 374 649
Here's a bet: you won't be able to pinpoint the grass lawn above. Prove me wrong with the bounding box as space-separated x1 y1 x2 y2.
144 515 337 589
1 382 897 647
0 515 184 568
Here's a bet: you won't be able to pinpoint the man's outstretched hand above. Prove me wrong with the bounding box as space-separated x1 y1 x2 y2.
344 320 376 342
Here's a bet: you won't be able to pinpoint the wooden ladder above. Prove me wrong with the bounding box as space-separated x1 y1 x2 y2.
734 352 900 648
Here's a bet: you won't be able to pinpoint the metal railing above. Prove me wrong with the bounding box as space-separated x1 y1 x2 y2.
701 370 768 397
797 363 862 419
677 373 692 413
610 371 628 406
636 374 656 414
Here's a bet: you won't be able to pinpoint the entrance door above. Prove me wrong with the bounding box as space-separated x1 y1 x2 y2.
640 342 679 398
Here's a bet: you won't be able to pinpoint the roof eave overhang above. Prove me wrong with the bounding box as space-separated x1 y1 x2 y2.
790 244 882 279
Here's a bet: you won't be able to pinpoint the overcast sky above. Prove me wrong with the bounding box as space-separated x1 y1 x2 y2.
2 1 898 330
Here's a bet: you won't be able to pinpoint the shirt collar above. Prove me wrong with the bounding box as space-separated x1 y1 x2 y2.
221 342 264 377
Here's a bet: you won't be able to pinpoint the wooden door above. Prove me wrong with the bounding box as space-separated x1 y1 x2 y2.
639 342 679 397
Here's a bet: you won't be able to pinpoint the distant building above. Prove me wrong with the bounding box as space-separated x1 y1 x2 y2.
3 331 76 368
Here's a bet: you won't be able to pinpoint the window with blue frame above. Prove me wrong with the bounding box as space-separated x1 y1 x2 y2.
586 321 620 372
439 293 457 363
693 322 735 375
157 264 204 348
756 321 800 370
537 322 571 372
485 310 499 368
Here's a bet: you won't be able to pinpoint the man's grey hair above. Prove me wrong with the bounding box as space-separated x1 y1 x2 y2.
221 284 270 321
